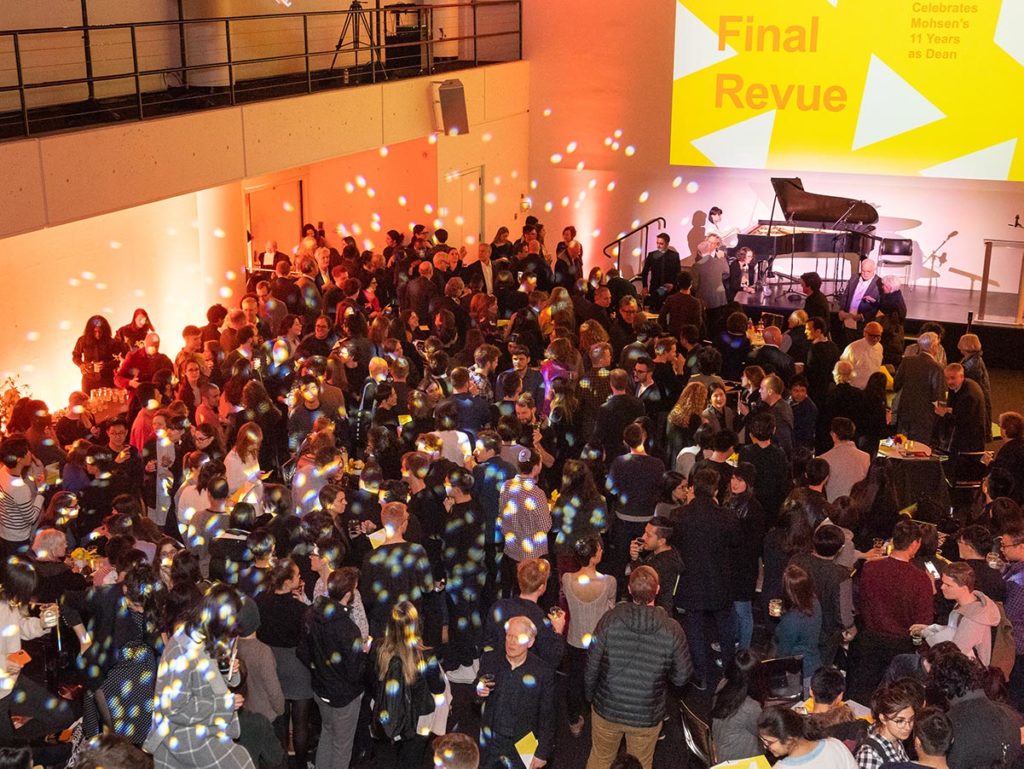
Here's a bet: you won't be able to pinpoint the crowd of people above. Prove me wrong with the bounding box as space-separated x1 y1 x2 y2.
0 214 1022 769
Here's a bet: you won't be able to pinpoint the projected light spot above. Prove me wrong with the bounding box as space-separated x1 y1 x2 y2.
686 181 700 193
604 137 613 147
134 289 145 297
550 153 563 163
632 247 642 257
530 179 538 190
81 272 95 281
95 283 107 290
351 223 363 235
611 141 621 151
355 175 367 188
58 320 71 331
433 218 444 229
561 196 570 207
344 182 355 194
591 229 601 238
493 175 502 185
542 108 552 117
371 221 381 232
428 133 438 144
607 181 616 191
282 201 295 212
588 179 597 189
484 192 497 204
25 331 39 342
363 239 374 250
566 141 577 153
544 201 553 212
398 195 408 206
68 278 80 287
639 191 649 202
482 132 493 142
109 241 122 250
379 146 389 157
424 204 434 214
455 215 465 225
672 176 683 188
613 129 623 138
166 227 177 236
367 188 376 198
510 169 519 178
576 161 585 171
225 270 237 280
213 228 225 238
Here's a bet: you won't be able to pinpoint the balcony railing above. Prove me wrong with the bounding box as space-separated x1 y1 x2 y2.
0 1 522 140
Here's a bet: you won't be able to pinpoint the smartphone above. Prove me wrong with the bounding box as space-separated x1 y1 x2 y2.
925 561 940 580
7 650 31 667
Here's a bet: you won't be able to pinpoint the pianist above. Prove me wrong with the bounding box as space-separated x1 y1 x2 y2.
706 207 739 249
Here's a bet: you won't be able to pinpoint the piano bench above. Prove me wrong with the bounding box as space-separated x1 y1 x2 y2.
878 258 913 291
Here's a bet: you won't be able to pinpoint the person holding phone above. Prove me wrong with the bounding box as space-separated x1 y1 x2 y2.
0 556 74 745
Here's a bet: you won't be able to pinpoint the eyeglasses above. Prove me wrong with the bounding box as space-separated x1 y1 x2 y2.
887 716 915 727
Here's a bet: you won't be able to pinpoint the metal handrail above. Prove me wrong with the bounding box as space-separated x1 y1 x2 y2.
0 0 522 140
603 216 668 274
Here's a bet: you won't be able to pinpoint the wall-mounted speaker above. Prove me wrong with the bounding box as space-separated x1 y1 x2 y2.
431 79 469 136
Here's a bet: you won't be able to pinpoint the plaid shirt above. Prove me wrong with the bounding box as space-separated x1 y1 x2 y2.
855 726 908 769
1004 560 1024 654
498 474 551 562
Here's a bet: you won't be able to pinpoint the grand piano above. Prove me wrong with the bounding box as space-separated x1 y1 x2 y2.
737 178 879 271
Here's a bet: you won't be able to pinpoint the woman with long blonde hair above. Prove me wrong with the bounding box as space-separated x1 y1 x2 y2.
225 421 263 503
371 601 446 769
667 380 709 461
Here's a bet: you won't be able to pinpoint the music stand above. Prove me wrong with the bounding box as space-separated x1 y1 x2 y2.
330 0 387 78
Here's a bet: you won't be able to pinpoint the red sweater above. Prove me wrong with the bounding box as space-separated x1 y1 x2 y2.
857 556 934 638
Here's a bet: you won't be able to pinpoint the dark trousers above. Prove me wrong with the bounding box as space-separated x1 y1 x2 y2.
847 629 914 705
375 733 429 769
680 606 736 685
0 673 76 746
1010 654 1024 713
273 698 313 768
481 733 528 769
566 645 589 722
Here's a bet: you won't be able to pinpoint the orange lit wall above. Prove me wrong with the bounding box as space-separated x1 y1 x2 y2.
522 1 1024 293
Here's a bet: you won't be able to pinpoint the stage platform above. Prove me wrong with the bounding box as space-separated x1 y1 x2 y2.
733 279 1024 370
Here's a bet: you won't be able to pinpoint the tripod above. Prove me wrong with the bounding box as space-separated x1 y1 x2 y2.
330 0 387 78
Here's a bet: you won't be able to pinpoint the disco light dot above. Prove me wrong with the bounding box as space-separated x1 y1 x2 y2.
467 183 477 192
611 141 620 151
530 180 538 190
213 228 226 238
367 188 376 198
631 219 640 229
345 182 355 194
81 271 95 281
680 217 690 226
566 141 577 153
576 161 585 171
398 195 408 206
363 239 374 250
68 278 80 287
560 196 570 207
225 270 236 280
25 331 39 342
672 176 683 188
632 247 642 257
603 137 612 147
510 169 519 179
574 201 581 209
686 181 700 193
379 146 389 157
625 145 636 156
493 176 502 186
335 224 347 234
96 282 107 290
591 228 601 238
21 365 34 373
370 222 381 232
439 207 449 217
482 190 495 204
219 287 233 299
166 227 177 236
433 218 444 229
542 108 552 117
638 191 649 203
424 204 434 214
58 320 71 331
428 133 438 144
550 153 563 163
351 223 363 235
465 234 477 245
455 215 465 225
134 289 145 297
607 181 616 191
588 179 597 189
355 175 367 188
544 201 554 212
613 129 623 138
283 201 295 212
109 241 122 249
482 132 493 142
372 212 381 221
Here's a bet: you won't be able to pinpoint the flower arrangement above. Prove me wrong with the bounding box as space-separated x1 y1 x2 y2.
0 374 30 434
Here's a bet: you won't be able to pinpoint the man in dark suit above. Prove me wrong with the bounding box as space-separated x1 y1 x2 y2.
459 243 497 296
605 268 638 311
800 271 831 324
747 326 796 387
640 232 680 311
633 357 667 440
659 271 705 340
590 286 614 332
892 331 945 443
937 363 988 455
671 467 739 686
399 261 439 321
592 369 646 459
838 259 881 342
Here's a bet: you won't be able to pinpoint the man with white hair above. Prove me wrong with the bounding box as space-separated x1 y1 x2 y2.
893 331 945 442
476 615 555 769
748 325 796 386
692 238 728 326
839 321 884 390
838 258 881 342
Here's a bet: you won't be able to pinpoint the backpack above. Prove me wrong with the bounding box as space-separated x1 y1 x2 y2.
371 655 434 741
990 600 1016 680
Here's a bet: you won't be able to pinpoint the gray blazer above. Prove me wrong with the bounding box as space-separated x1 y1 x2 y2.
692 255 728 310
893 352 945 443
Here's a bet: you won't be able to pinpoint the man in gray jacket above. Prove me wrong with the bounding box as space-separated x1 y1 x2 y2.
585 565 693 769
893 331 945 443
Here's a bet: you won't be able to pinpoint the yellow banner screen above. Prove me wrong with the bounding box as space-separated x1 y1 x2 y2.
670 0 1023 182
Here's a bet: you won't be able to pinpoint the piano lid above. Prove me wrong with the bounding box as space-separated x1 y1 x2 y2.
770 177 879 227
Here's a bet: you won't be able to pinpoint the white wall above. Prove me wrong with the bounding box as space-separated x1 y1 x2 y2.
522 0 1024 294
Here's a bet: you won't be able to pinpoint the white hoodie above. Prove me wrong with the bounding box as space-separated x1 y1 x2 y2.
921 590 1001 665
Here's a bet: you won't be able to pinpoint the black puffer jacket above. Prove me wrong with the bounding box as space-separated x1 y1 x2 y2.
584 601 693 727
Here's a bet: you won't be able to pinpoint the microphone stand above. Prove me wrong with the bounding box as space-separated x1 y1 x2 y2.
827 200 860 299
